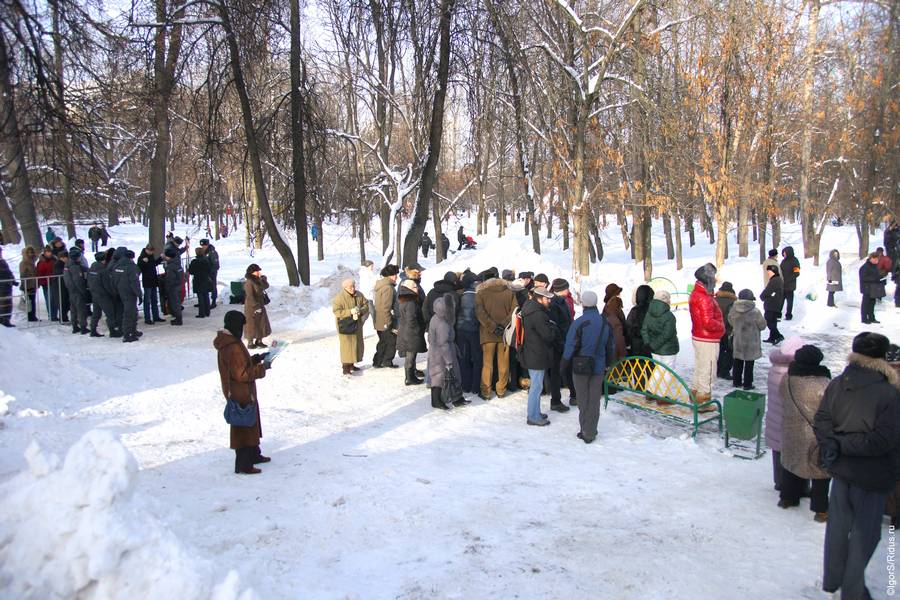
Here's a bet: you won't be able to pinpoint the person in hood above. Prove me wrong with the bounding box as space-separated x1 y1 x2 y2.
62 247 89 334
602 283 628 365
728 289 767 390
112 248 142 342
332 277 368 375
626 284 655 359
561 290 615 443
825 249 842 308
372 264 400 368
714 282 737 379
162 247 184 326
762 248 780 287
423 271 459 324
439 233 451 257
780 246 800 320
814 332 900 600
858 252 885 324
138 245 163 325
520 288 557 426
45 226 56 244
475 271 517 400
199 239 220 307
215 310 270 475
455 270 482 394
688 263 725 409
426 295 466 410
760 265 785 344
397 278 427 385
779 344 831 521
641 290 680 402
87 251 115 337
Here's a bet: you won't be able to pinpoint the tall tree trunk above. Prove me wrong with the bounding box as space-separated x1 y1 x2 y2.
219 0 299 285
51 1 76 240
0 32 41 248
0 187 20 243
290 0 310 285
663 213 675 259
758 211 767 264
673 210 683 270
401 0 454 266
798 0 820 258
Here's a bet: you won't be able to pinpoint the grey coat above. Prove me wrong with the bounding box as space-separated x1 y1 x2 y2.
113 258 141 299
63 261 87 296
780 373 831 480
396 286 426 354
163 257 184 291
727 300 766 361
426 295 461 389
825 250 843 292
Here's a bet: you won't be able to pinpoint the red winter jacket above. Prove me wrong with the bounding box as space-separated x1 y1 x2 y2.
36 257 56 287
564 294 575 319
689 282 725 342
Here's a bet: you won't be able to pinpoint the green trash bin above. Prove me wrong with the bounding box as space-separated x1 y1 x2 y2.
723 390 766 459
230 280 245 304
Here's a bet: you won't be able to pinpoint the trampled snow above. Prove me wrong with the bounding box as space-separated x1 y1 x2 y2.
0 214 895 599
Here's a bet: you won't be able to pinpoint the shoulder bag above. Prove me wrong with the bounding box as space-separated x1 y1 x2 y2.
572 319 606 376
338 316 358 334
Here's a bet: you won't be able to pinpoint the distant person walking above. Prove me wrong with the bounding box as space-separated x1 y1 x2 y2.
780 246 800 320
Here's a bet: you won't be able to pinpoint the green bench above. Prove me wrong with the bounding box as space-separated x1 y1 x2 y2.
603 356 722 438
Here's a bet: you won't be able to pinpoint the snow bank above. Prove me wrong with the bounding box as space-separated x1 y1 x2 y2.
0 430 255 600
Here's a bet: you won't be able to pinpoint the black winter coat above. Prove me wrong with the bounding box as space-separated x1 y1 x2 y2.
188 256 212 292
625 285 655 356
396 286 427 354
814 353 900 492
548 294 573 337
858 261 886 298
760 275 784 313
520 299 557 370
780 246 800 292
423 280 458 324
138 249 162 288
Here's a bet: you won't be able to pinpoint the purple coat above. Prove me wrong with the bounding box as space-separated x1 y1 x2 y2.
765 340 803 451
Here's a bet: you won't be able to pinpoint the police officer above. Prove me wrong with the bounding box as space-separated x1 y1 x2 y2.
63 247 89 334
112 248 142 342
87 251 116 337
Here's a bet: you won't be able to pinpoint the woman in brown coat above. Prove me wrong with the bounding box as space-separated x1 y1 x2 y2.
602 283 628 362
243 263 272 348
18 246 38 322
332 278 369 375
214 311 269 474
779 344 832 521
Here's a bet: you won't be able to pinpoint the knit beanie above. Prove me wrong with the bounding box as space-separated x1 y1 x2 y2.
738 289 754 301
224 310 246 339
655 290 671 306
768 248 778 258
719 281 735 294
582 291 598 308
794 344 824 366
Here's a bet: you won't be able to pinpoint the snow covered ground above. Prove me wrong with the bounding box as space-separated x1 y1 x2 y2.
0 215 896 599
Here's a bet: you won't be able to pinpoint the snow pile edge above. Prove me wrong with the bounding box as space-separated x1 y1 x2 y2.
0 430 255 600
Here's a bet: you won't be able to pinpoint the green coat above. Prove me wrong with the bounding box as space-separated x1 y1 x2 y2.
641 299 679 356
332 289 369 364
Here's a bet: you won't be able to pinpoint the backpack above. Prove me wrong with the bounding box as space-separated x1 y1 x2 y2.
503 306 525 349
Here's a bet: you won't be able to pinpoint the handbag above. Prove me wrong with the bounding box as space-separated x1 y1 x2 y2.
338 315 358 334
572 320 606 376
441 365 463 406
224 398 257 427
263 291 271 305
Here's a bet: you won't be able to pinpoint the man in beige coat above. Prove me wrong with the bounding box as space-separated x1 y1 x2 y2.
333 278 369 375
475 270 517 399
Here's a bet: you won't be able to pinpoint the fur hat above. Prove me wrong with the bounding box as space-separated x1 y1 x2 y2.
738 289 754 301
400 279 418 292
443 271 458 285
501 269 515 282
534 273 550 285
604 283 623 303
794 344 824 366
582 291 598 308
550 278 569 292
223 310 246 339
245 263 262 277
518 271 534 280
719 281 735 294
380 264 399 277
852 332 890 359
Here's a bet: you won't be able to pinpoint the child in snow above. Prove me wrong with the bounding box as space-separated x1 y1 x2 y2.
728 289 767 390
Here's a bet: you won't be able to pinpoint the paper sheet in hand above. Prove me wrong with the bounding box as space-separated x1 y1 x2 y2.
263 340 289 366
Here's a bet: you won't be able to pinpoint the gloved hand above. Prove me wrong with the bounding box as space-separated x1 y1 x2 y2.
255 309 262 315
819 436 840 470
559 358 570 372
251 352 269 364
493 325 504 337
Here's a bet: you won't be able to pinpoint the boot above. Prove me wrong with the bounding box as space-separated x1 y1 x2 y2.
145 319 154 325
695 393 716 413
109 330 123 338
342 363 352 375
431 387 450 410
415 369 425 378
72 325 82 334
89 328 104 337
252 446 271 464
123 333 139 343
170 318 183 326
234 448 261 475
813 512 828 523
80 328 90 335
405 366 423 385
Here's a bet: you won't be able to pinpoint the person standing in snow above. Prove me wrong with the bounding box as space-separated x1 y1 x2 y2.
688 263 725 410
332 277 368 375
780 246 800 320
475 270 517 400
858 252 885 324
18 246 38 322
825 249 842 308
0 246 17 327
728 289 767 390
426 295 466 410
138 245 163 325
112 248 142 343
215 310 270 475
548 278 575 409
87 251 114 337
188 247 212 318
243 264 271 349
815 332 900 599
199 239 220 308
455 270 482 395
714 282 737 379
762 248 779 287
778 344 831 521
50 249 70 323
561 290 615 443
520 287 557 426
601 283 628 365
456 225 466 251
372 264 400 369
35 246 55 317
760 265 785 344
358 260 377 330
423 271 459 325
641 290 680 402
766 336 805 494
397 278 427 385
63 247 89 335
162 247 184 326
420 232 434 258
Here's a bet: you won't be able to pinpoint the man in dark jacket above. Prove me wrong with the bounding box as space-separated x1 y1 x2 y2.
112 248 143 342
423 271 459 324
87 251 116 337
88 223 101 252
780 246 800 320
372 264 399 368
188 247 212 318
199 239 220 307
814 332 900 600
440 233 451 257
420 232 434 258
520 288 557 426
455 271 482 394
456 226 466 251
162 247 184 326
138 245 163 325
858 253 885 324
51 250 70 323
63 247 89 334
0 246 16 327
714 282 736 378
760 265 785 344
547 284 573 412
